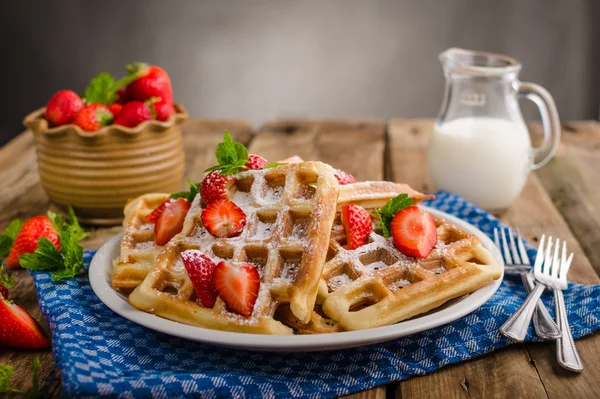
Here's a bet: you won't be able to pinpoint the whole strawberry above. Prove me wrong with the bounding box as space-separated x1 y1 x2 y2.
125 63 173 103
114 101 153 127
154 100 176 121
7 216 60 268
45 90 84 126
73 104 113 132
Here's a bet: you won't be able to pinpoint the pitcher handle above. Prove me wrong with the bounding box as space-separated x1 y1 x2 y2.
517 82 561 170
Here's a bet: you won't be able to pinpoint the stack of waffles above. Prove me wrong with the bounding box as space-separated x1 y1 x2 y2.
113 162 502 334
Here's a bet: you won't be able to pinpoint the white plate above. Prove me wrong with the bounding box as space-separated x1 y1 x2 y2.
89 206 504 352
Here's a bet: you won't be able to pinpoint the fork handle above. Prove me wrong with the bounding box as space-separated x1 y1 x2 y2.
501 283 545 342
554 289 584 372
522 273 562 340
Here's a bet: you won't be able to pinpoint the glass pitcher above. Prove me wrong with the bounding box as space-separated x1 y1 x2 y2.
428 48 560 213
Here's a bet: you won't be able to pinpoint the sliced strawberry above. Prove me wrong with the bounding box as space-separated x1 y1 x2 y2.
7 216 60 269
212 261 260 317
245 154 268 170
145 198 176 224
341 204 372 250
391 206 437 258
334 169 357 185
180 250 218 308
200 171 235 205
0 298 50 349
154 198 191 245
201 200 246 238
277 155 304 163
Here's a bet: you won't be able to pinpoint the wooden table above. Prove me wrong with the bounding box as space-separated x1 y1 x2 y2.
1 119 599 398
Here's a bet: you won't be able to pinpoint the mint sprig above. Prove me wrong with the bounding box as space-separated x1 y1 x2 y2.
204 131 249 176
18 206 87 281
0 265 15 290
170 179 201 203
0 219 23 258
0 357 44 397
84 72 137 105
375 194 413 238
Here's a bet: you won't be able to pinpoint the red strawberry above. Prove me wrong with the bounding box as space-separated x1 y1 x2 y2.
245 154 268 170
391 206 437 259
45 90 84 126
180 250 218 308
114 101 153 128
7 216 60 269
125 63 173 104
116 87 129 104
108 103 123 118
145 198 176 224
334 169 357 185
200 171 235 205
201 200 246 238
154 100 176 121
212 262 260 317
0 298 50 349
154 198 191 246
73 103 113 133
341 204 372 250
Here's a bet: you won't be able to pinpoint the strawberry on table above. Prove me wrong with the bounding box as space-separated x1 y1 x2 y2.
73 104 113 133
180 250 218 308
391 206 437 259
153 100 176 121
7 216 60 269
245 154 268 170
0 298 50 349
201 200 246 238
200 171 235 205
334 169 357 185
45 90 84 126
212 261 260 317
154 198 191 246
341 204 372 250
125 63 173 104
114 101 153 128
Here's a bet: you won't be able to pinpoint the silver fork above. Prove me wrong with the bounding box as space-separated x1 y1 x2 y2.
494 228 561 340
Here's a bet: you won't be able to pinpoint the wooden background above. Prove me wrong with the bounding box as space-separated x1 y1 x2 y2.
1 118 599 398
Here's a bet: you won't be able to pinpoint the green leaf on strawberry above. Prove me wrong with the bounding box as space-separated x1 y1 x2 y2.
374 194 413 238
0 219 23 258
84 72 138 106
170 179 201 203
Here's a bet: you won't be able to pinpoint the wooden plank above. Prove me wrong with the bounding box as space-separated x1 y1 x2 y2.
389 118 600 399
0 120 252 397
529 121 600 276
252 119 386 399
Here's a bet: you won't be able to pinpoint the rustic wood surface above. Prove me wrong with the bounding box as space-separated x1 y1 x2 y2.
0 118 599 398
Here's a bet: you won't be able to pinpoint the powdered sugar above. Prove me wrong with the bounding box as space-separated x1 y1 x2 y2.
388 279 411 292
328 273 353 290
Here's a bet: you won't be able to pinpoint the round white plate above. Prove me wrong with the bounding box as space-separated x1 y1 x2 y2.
89 206 504 352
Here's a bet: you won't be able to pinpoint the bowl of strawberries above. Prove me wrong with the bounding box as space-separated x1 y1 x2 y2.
23 63 188 225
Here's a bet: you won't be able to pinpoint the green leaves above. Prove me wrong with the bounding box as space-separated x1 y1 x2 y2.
18 206 87 281
375 194 413 238
0 265 15 289
84 72 137 105
263 162 287 169
204 131 250 176
170 179 200 203
0 357 44 397
0 219 23 258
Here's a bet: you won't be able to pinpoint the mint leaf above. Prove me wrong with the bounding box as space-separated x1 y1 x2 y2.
24 357 41 399
0 357 44 397
375 194 413 238
19 237 64 271
264 162 286 169
205 131 250 175
85 72 118 105
66 206 88 242
170 179 200 203
0 219 23 258
0 265 15 289
0 364 16 393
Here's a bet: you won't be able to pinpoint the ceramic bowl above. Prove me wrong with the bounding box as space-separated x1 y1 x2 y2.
23 104 188 225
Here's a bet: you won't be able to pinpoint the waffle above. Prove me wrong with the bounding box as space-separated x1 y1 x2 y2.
128 162 339 334
318 213 502 331
112 193 170 290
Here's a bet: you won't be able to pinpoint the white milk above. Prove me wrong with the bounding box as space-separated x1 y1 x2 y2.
428 117 532 211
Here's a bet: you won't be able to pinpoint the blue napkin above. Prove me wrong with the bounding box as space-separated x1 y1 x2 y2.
31 192 600 398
